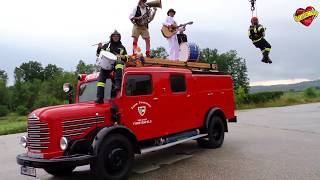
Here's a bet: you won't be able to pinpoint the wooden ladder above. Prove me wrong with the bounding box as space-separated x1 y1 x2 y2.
143 58 218 71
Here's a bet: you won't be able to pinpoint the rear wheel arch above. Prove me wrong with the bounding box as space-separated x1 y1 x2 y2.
204 108 228 132
92 126 141 155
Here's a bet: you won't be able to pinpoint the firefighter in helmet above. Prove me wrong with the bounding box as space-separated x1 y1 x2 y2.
248 17 272 64
96 30 128 104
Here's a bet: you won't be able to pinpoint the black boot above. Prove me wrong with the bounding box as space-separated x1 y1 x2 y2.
265 51 272 64
261 52 269 64
96 86 104 104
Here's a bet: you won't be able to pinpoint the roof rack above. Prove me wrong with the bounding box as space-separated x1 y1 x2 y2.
143 58 218 71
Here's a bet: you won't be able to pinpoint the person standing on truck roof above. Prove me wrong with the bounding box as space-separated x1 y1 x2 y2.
163 9 185 61
96 30 128 104
129 0 157 57
248 17 272 64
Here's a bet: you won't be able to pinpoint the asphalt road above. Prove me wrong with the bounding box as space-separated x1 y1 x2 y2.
0 103 319 180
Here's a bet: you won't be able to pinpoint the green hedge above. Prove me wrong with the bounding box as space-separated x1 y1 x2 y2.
237 91 284 105
304 87 318 98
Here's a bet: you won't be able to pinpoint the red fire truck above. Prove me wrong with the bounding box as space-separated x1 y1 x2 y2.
17 62 237 180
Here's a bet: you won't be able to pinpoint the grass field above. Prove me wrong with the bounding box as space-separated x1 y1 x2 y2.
0 90 320 135
0 113 27 135
237 91 320 109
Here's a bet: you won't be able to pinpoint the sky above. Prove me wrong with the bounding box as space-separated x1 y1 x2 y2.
0 0 320 86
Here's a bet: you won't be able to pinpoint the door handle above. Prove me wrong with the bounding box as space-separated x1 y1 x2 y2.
208 92 214 96
153 97 159 101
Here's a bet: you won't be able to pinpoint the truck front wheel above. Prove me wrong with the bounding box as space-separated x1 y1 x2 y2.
91 133 134 180
44 166 76 176
197 116 225 149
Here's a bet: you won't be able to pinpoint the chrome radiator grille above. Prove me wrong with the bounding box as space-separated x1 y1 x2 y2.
27 117 49 150
63 116 104 138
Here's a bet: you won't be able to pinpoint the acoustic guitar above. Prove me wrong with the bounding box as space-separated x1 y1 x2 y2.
161 21 193 38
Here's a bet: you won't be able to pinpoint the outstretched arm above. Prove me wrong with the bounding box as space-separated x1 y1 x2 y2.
96 43 108 57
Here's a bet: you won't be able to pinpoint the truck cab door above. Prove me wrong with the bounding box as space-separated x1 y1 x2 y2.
165 73 195 133
118 73 167 141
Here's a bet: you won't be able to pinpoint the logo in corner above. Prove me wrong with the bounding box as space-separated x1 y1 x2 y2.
294 6 319 27
138 106 146 116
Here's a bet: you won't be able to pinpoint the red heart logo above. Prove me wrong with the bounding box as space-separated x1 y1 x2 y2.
294 6 318 26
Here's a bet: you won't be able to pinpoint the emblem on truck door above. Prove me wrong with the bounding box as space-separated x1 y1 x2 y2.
131 101 152 126
138 106 146 116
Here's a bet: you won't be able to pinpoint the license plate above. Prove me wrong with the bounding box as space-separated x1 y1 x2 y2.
21 166 36 177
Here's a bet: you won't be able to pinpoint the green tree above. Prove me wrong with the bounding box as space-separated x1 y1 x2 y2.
199 48 250 93
43 64 63 80
0 70 8 85
11 80 42 110
75 60 97 75
0 69 9 108
150 47 168 59
14 61 44 83
0 80 9 106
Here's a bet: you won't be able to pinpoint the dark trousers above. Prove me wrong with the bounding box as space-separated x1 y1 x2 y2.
253 38 271 53
97 61 124 100
97 69 112 100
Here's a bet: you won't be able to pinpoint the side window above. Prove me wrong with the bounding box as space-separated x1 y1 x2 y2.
170 74 186 93
126 75 152 96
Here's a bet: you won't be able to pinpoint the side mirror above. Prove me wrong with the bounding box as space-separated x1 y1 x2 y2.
63 83 73 104
63 83 72 93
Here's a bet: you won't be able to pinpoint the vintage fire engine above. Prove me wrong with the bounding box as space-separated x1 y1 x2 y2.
17 59 237 180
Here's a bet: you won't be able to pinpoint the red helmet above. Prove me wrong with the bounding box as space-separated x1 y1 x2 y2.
251 17 259 24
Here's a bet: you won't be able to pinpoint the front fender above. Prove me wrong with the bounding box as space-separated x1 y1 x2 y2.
92 125 140 155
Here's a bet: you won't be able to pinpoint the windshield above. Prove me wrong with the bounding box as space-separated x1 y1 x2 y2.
79 80 112 102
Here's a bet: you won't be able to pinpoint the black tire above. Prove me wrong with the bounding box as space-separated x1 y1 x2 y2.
44 166 76 176
91 133 134 180
197 116 225 149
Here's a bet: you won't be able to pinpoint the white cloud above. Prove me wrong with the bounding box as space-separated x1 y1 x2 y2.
250 79 311 86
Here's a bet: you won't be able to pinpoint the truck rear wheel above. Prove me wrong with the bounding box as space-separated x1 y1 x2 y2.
91 133 134 180
44 165 76 176
197 116 225 149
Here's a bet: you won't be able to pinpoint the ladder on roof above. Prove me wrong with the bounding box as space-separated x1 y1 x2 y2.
143 58 218 71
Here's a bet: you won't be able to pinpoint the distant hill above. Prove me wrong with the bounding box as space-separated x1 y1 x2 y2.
250 80 320 93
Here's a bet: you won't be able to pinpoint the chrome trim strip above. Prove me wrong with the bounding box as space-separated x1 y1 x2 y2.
64 132 84 137
63 116 104 124
141 134 208 154
63 127 90 133
63 121 97 128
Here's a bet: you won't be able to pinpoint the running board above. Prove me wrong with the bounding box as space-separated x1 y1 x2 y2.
141 134 208 155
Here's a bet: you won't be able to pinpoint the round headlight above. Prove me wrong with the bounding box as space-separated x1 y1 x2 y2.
20 136 27 148
60 137 68 151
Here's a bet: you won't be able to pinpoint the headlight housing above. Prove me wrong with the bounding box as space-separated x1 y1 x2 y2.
63 83 71 93
60 137 68 151
20 136 27 148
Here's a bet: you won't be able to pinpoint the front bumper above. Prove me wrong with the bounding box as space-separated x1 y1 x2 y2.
17 153 95 168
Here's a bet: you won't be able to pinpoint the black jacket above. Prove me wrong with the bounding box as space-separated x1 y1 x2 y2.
248 24 265 42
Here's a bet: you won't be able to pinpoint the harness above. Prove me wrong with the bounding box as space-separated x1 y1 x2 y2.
135 6 142 17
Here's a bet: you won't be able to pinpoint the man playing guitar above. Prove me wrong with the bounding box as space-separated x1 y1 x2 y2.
163 9 185 61
129 0 157 57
